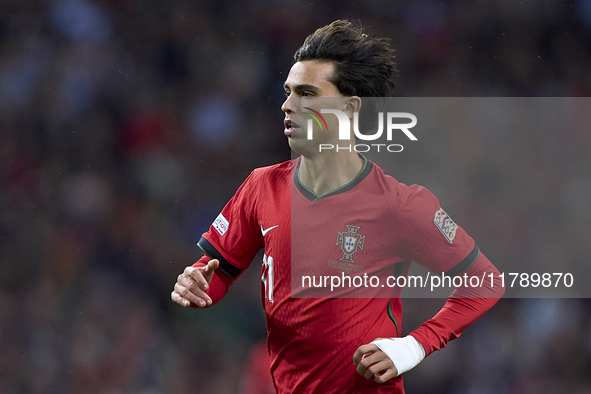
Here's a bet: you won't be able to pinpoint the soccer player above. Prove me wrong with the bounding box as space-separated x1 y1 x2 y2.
172 20 504 393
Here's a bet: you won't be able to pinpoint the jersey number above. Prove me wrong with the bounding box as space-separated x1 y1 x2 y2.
262 254 274 303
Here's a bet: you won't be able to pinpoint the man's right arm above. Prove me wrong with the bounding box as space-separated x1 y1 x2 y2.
171 255 236 308
171 169 264 308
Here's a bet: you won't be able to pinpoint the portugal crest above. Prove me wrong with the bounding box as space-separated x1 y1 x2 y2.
336 225 365 263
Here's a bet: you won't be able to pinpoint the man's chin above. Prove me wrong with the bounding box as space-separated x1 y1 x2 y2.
287 137 316 157
287 135 312 155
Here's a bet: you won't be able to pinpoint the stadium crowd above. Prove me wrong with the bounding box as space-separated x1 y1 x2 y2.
0 0 590 392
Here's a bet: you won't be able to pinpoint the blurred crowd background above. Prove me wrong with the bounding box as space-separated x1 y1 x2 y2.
1 0 591 393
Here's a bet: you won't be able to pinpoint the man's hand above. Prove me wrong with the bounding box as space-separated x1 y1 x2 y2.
352 341 399 384
171 259 219 308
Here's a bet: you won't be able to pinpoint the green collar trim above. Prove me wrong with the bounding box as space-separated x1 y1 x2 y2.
294 154 373 202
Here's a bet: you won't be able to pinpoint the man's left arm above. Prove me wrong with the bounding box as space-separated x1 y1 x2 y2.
353 253 505 383
354 185 505 382
409 251 504 355
354 252 504 382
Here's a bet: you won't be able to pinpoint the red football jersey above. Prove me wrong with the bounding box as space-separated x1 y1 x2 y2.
198 155 481 393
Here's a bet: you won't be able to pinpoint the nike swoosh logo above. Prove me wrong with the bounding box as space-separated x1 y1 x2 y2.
261 225 279 236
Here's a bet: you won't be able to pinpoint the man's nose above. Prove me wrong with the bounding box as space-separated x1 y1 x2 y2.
281 94 292 113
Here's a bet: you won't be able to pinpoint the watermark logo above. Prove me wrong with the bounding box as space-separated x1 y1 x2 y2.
303 107 328 138
304 108 418 153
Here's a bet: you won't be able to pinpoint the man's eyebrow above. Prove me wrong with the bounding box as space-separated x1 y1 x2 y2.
283 83 321 92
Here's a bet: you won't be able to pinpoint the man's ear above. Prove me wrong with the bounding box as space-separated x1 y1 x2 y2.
344 96 362 118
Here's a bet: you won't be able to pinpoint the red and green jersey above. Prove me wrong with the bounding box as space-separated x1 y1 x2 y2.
198 155 486 394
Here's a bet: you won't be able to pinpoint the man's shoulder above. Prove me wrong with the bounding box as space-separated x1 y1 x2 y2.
252 160 293 182
369 161 416 195
246 159 293 186
252 159 292 175
370 162 436 207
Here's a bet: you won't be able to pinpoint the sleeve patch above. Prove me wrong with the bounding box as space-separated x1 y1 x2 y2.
433 208 458 244
213 213 229 236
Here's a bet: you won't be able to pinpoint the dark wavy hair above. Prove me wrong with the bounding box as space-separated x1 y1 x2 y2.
294 20 397 97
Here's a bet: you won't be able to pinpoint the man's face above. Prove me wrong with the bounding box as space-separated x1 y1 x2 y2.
281 60 350 155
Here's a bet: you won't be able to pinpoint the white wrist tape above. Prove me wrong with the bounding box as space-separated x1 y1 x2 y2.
372 336 426 376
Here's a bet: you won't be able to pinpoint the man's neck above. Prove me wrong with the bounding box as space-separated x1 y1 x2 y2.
298 151 364 197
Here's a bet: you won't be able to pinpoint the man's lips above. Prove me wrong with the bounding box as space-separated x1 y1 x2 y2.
284 119 301 136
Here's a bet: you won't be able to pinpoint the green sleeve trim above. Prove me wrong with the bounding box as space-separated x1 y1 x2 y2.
197 236 242 278
387 299 399 336
197 243 210 257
